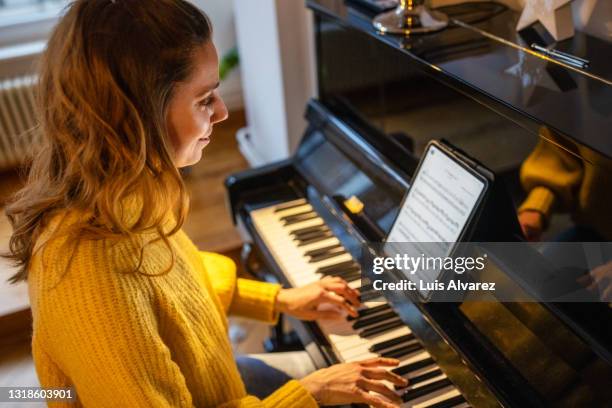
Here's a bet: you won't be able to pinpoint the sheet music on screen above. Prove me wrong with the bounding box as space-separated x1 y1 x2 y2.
384 144 486 296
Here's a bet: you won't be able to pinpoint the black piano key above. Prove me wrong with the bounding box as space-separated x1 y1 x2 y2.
348 304 391 321
309 248 347 263
318 265 360 278
274 200 307 213
394 369 444 391
322 265 361 277
380 342 422 359
353 310 397 330
296 231 334 246
352 310 397 330
359 318 404 338
327 269 361 283
292 228 330 241
279 210 314 221
392 358 435 376
290 223 327 236
317 260 357 274
304 243 342 257
358 303 391 318
423 394 466 408
402 378 452 402
369 333 415 352
283 213 318 226
410 369 444 386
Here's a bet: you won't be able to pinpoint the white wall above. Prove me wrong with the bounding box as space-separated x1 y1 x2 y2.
190 0 243 111
232 0 316 165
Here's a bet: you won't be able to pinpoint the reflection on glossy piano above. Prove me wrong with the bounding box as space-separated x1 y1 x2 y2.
226 1 612 407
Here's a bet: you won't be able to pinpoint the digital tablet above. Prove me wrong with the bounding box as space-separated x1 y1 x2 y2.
383 140 491 300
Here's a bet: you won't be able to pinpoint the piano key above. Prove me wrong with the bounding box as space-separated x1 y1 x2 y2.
337 328 419 361
393 358 436 376
309 248 348 263
370 333 415 352
348 303 391 321
380 342 423 359
291 223 328 236
322 264 361 277
411 389 463 408
274 199 308 212
323 264 360 276
296 231 334 246
271 204 313 220
420 390 465 408
332 324 411 349
402 378 452 402
279 209 314 221
284 213 318 226
360 317 405 338
304 243 343 257
409 369 445 386
317 260 358 274
394 367 447 390
293 226 331 240
352 310 398 330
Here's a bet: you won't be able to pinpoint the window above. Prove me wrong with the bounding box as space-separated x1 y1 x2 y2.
0 0 65 54
0 0 65 25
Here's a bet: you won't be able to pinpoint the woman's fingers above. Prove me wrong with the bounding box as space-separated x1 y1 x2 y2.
363 368 409 387
321 277 361 306
582 263 612 291
313 309 344 320
321 290 358 317
359 378 403 405
359 357 401 367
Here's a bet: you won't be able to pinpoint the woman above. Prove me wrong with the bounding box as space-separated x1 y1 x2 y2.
5 0 407 406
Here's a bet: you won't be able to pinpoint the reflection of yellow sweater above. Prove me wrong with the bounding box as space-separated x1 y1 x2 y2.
28 212 317 407
519 128 612 240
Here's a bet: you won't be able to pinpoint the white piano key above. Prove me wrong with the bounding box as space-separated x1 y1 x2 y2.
408 387 461 408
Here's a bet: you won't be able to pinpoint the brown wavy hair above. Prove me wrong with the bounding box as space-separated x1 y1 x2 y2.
4 0 213 282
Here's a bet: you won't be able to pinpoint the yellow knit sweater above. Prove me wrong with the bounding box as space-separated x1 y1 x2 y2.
519 128 612 240
28 211 318 407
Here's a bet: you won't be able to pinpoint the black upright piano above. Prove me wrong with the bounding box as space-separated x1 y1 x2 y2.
225 1 612 407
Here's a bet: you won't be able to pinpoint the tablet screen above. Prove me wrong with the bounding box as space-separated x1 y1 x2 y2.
384 143 487 297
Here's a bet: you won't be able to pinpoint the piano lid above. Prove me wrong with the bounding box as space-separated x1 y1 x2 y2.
307 0 612 159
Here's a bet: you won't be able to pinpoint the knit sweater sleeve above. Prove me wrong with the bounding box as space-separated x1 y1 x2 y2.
220 381 318 408
199 251 281 323
519 130 584 219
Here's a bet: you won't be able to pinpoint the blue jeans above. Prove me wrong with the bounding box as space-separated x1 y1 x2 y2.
235 351 316 399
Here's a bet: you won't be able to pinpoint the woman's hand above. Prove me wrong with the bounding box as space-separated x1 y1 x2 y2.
579 261 612 305
518 210 544 242
299 357 407 408
275 276 360 320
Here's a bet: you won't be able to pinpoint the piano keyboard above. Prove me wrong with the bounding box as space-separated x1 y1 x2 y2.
251 199 469 408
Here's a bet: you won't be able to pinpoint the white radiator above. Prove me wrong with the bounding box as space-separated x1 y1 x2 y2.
0 75 39 170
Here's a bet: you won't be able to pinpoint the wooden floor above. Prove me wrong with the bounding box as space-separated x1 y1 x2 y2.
0 110 259 390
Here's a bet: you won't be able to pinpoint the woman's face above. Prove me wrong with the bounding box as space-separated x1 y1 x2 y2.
166 42 228 168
